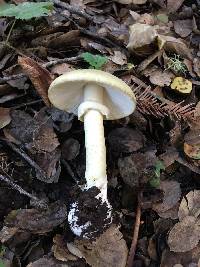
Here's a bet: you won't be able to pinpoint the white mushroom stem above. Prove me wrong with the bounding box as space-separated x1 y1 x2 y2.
78 83 109 202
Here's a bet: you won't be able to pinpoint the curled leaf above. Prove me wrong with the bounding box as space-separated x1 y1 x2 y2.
127 23 157 56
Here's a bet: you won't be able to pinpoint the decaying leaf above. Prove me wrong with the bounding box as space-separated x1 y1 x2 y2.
115 0 147 4
18 56 53 106
61 138 80 161
168 216 200 252
4 109 60 182
108 127 146 153
51 63 74 75
167 0 184 13
53 235 77 262
178 190 200 221
27 257 69 267
174 19 193 38
118 150 157 187
109 50 127 66
0 226 18 243
73 225 128 267
2 64 29 90
152 180 181 213
143 65 174 86
0 107 11 129
193 58 200 77
184 128 200 159
170 77 192 94
158 35 193 60
184 143 200 160
157 203 179 220
127 23 157 56
161 245 200 267
4 201 67 234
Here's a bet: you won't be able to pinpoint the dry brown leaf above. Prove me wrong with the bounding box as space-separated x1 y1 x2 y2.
2 64 28 90
53 235 77 262
116 0 147 3
178 191 200 221
161 245 200 267
127 23 157 56
184 128 200 160
137 50 163 73
159 147 179 168
109 51 127 66
0 107 11 129
118 151 157 187
61 138 80 161
0 226 18 243
174 19 193 38
5 201 67 234
193 58 200 77
157 203 179 220
152 180 181 213
27 257 69 267
108 127 146 153
74 225 128 267
18 56 53 106
4 109 60 182
143 66 174 86
168 216 200 252
158 35 193 60
167 0 184 13
194 101 200 120
51 63 74 75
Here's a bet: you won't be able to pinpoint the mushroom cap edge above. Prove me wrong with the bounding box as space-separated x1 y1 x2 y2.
48 69 136 120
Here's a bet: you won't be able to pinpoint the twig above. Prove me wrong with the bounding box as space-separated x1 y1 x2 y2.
0 55 82 84
5 19 16 45
0 174 47 208
4 141 48 181
43 55 81 68
61 159 77 183
52 0 94 22
127 201 141 267
12 99 43 109
67 16 128 55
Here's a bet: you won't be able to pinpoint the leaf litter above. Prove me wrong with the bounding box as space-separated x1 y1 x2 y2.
0 0 199 266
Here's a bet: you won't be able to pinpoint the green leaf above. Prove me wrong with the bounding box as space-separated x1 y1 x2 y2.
155 160 165 176
81 52 108 70
0 259 5 267
149 176 160 188
149 160 165 188
0 2 53 20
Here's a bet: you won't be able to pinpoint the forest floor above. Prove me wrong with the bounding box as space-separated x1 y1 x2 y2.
0 0 200 266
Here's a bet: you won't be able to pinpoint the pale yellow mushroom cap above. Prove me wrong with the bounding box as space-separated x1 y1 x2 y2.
48 69 136 120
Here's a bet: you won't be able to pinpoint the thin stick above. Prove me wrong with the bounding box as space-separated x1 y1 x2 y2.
4 141 48 181
5 19 16 45
0 174 47 209
0 56 82 84
127 202 141 267
52 0 94 22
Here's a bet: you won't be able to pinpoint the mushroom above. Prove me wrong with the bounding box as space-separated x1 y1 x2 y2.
48 69 136 238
